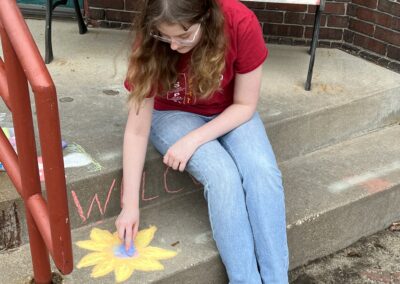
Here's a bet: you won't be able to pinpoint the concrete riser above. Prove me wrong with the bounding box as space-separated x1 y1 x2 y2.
2 181 400 283
268 88 400 162
153 186 400 283
13 175 399 269
286 184 400 269
0 160 202 249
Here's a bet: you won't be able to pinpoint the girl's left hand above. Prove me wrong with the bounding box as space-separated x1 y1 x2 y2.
163 135 199 172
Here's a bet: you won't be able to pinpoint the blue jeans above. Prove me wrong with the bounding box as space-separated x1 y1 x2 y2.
150 110 289 284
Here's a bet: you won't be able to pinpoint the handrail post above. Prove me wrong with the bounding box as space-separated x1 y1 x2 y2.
0 0 74 281
1 26 52 284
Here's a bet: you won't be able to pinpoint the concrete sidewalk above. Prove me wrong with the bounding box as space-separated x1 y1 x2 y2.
0 18 400 283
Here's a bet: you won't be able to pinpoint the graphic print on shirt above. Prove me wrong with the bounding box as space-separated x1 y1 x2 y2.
166 73 195 105
166 73 224 105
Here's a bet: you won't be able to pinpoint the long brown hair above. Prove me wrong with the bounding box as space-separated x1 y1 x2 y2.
126 0 227 110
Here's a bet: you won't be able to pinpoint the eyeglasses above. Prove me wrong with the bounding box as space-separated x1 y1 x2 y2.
150 23 202 47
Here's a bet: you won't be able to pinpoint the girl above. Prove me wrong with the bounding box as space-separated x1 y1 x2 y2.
116 0 289 282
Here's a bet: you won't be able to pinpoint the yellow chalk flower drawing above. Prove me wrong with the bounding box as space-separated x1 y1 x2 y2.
76 226 177 283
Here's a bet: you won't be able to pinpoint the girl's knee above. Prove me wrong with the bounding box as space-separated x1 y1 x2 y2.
189 157 243 201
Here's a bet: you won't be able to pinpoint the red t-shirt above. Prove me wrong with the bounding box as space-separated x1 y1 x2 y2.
125 0 268 116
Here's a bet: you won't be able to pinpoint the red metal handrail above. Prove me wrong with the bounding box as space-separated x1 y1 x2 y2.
0 1 73 283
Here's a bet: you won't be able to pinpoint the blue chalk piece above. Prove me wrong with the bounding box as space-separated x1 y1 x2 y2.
61 140 68 149
113 242 136 258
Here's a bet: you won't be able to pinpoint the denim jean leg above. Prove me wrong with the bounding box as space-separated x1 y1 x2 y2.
218 112 290 284
149 110 262 284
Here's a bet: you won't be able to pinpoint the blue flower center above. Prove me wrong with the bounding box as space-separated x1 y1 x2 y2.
113 242 136 258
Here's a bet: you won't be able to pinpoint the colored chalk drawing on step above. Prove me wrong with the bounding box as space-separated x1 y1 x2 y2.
0 113 6 122
328 161 400 193
37 143 102 181
64 143 103 172
76 226 177 283
0 127 16 171
64 152 93 168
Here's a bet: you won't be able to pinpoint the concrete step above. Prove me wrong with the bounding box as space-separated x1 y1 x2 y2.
1 124 399 283
1 19 400 249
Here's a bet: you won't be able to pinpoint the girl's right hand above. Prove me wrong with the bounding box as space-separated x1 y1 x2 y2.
115 206 140 251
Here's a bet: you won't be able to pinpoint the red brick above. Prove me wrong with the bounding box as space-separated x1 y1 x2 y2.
308 5 317 13
105 10 136 23
324 3 346 15
352 0 377 9
263 24 304 37
389 61 400 72
293 38 308 45
357 7 393 28
284 12 315 25
349 18 375 36
375 26 400 45
353 34 387 54
89 8 105 20
307 4 326 14
305 27 343 40
265 3 307 12
89 0 124 10
242 1 266 10
359 50 381 62
126 0 142 11
392 17 400 31
378 0 400 17
387 45 400 61
327 15 349 28
254 10 283 23
343 29 354 43
347 3 358 17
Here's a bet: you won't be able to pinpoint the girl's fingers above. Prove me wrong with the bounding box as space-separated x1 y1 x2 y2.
178 161 186 172
125 225 133 251
117 224 125 241
172 159 180 170
132 222 139 240
163 154 169 166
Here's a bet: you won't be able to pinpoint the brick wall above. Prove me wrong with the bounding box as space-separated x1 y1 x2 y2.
87 0 400 72
344 0 400 71
247 1 348 49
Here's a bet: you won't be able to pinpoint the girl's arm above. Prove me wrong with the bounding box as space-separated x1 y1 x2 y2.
190 64 263 144
116 96 154 250
163 65 263 171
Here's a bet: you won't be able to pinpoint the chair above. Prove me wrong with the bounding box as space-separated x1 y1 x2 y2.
245 0 326 90
45 0 87 63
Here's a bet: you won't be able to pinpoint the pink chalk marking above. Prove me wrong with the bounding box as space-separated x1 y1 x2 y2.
103 179 116 214
189 173 201 186
362 178 393 194
360 270 398 283
86 194 104 218
71 178 117 223
164 167 184 193
141 171 160 201
71 190 87 222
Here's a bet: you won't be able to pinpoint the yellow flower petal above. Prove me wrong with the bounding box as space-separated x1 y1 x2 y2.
139 246 178 260
90 228 115 243
76 240 110 252
91 260 115 278
130 257 164 272
76 252 108 268
134 226 157 248
112 231 124 243
114 263 135 283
